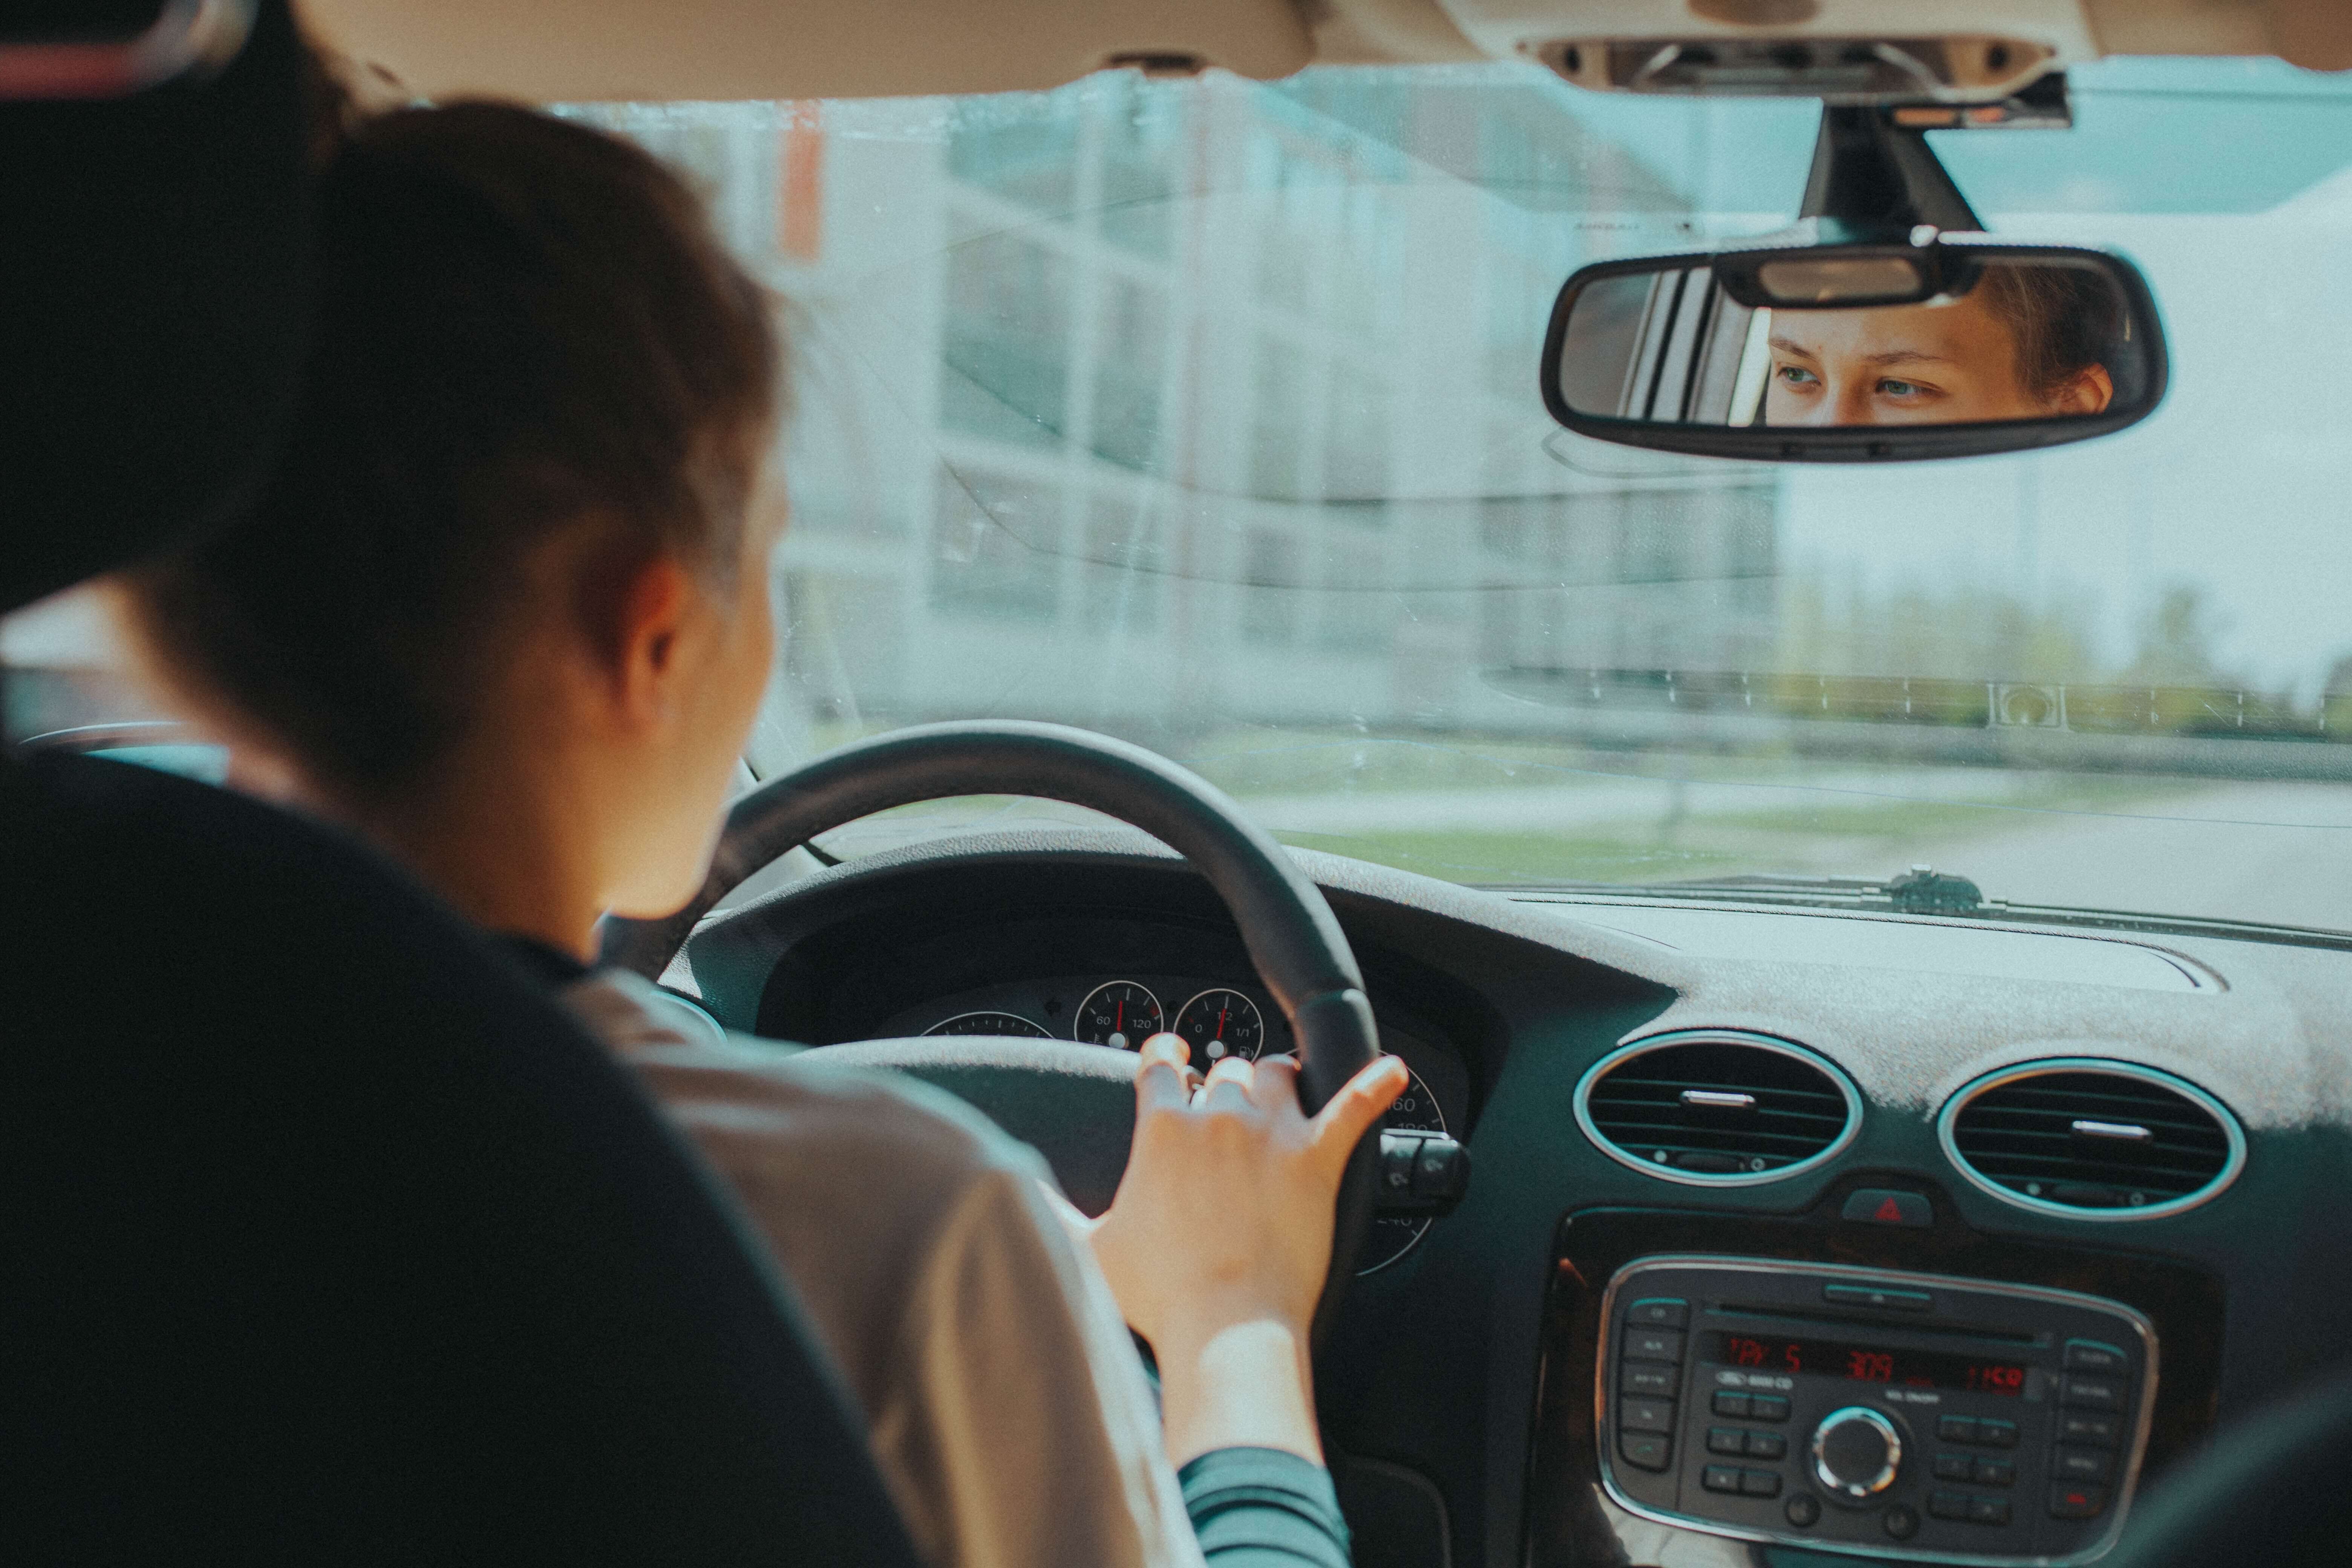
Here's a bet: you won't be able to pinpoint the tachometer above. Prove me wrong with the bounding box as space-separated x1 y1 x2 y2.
1360 1061 1446 1276
1173 988 1265 1068
1073 981 1163 1049
924 1011 1051 1038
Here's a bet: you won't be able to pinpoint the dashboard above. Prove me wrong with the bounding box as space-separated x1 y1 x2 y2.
674 824 2352 1568
882 966 1465 1272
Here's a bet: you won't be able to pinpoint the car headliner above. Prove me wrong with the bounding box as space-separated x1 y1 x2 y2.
298 0 2352 106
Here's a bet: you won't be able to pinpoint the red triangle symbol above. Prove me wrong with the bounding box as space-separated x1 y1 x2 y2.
1875 1197 1907 1223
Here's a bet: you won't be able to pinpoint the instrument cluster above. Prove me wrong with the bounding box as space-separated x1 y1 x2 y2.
880 972 1468 1274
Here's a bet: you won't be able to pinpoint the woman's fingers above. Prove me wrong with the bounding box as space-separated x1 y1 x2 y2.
1248 1052 1301 1110
1198 1054 1256 1111
1135 1032 1194 1115
1309 1053 1410 1160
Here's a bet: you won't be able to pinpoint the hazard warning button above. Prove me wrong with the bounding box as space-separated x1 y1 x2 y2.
1839 1188 1933 1228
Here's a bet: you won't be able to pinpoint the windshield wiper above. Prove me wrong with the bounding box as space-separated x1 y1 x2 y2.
1495 865 2352 952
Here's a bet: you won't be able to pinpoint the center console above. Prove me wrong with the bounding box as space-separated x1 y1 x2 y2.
1596 1256 2156 1565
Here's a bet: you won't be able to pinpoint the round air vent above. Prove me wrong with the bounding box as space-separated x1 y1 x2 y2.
1574 1031 1862 1187
1937 1059 2244 1221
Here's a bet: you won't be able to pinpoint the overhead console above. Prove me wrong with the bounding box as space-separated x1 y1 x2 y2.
1598 1257 2152 1563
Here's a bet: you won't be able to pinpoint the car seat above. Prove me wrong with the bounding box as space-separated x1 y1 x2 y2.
0 6 922 1561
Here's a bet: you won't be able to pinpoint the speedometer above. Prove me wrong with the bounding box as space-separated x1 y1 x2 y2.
1074 981 1163 1049
924 1011 1051 1038
1360 1061 1446 1276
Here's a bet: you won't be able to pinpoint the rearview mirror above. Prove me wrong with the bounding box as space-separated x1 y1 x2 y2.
1540 240 2167 462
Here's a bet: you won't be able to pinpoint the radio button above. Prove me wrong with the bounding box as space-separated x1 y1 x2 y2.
1937 1415 1979 1445
1625 1328 1684 1364
1703 1465 1743 1494
1811 1406 1903 1498
1928 1491 1972 1521
1712 1391 1752 1418
1977 1418 2020 1449
1785 1493 1821 1528
1883 1504 1920 1540
1748 1431 1788 1460
1740 1468 1782 1498
1625 1297 1689 1329
2060 1412 2121 1447
1620 1398 1676 1433
1707 1427 1747 1456
1972 1458 2015 1487
2062 1375 2124 1412
2064 1338 2128 1374
1750 1395 1792 1422
2050 1482 2109 1519
1623 1362 1678 1398
1934 1453 1972 1481
2053 1447 2115 1484
1618 1432 1672 1472
1968 1496 2012 1526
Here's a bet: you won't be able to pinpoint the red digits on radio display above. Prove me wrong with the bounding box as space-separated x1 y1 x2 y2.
1967 1363 2027 1395
1847 1350 1896 1383
1728 1335 1765 1367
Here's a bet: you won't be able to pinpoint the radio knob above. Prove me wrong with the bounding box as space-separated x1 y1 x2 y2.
1811 1406 1904 1498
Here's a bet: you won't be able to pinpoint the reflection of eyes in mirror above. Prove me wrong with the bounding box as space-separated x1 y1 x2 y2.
1762 267 2118 428
1556 259 2134 431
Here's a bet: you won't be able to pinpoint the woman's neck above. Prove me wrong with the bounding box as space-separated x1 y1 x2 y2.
311 751 608 963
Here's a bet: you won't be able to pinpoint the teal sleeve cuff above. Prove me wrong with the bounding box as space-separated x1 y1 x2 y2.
1179 1446 1352 1568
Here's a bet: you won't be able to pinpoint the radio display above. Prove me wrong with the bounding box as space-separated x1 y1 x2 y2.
1709 1331 2027 1396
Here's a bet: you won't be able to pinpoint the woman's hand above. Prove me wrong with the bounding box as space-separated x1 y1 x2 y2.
1083 1033 1406 1465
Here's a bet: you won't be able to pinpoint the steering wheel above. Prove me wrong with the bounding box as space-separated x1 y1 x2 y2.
599 720 1384 1342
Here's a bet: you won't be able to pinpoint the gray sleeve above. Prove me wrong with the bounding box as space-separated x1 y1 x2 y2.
1179 1447 1353 1568
581 1004 1207 1568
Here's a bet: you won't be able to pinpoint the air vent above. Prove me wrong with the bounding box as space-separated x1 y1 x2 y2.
1574 1031 1861 1187
1939 1060 2244 1221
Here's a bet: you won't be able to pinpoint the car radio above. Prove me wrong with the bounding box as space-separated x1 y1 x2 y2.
1596 1257 2155 1565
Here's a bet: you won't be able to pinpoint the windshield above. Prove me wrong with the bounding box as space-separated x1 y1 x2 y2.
550 58 2352 932
14 58 2352 933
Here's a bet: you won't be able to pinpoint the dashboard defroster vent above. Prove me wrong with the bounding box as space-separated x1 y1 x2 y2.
1938 1060 2244 1221
1574 1031 1862 1187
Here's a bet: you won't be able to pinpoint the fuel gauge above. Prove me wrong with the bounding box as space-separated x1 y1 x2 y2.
1173 988 1266 1068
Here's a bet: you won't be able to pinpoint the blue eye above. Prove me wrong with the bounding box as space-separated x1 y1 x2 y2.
1777 364 1819 386
1879 378 1924 397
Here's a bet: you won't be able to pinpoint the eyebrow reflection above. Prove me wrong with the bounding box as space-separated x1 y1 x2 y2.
1769 334 1955 370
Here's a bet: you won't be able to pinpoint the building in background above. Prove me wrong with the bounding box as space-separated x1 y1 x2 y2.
585 68 1782 768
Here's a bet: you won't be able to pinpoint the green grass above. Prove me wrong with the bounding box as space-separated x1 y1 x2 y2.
1270 827 1752 885
1269 774 2189 888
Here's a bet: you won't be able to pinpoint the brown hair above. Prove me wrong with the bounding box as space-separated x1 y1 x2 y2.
121 101 779 803
1973 260 2119 403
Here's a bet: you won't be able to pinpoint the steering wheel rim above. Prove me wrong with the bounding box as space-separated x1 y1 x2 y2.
599 720 1384 1341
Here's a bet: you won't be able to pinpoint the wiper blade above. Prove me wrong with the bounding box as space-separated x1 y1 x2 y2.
1491 865 1986 912
1495 867 2352 952
1658 866 1988 914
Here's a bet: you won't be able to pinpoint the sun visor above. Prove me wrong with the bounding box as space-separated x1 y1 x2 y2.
0 0 314 614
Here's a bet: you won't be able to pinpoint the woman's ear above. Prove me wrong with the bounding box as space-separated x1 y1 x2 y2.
608 551 697 729
2050 363 2115 416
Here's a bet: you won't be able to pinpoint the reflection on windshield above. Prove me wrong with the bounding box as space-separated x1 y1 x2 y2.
446 72 2352 931
1763 267 2118 426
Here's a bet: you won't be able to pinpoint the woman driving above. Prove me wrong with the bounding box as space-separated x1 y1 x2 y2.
106 96 1401 1568
1764 260 2120 426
